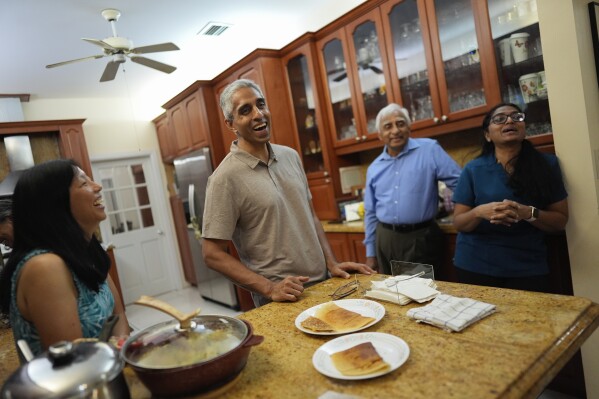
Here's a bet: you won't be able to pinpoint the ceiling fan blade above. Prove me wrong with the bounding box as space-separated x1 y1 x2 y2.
327 67 345 75
333 73 347 82
82 38 116 51
130 56 176 74
100 60 122 82
131 42 179 54
369 65 383 74
46 54 106 68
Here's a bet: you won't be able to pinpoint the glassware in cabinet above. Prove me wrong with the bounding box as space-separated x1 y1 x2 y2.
286 53 326 175
432 0 487 114
486 0 551 137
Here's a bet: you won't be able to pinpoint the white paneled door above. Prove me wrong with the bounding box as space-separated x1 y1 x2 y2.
92 152 180 304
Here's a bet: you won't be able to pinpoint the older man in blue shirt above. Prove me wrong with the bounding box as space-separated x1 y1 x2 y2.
363 104 461 275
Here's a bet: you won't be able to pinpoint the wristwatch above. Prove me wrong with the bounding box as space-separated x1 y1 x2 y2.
525 206 539 222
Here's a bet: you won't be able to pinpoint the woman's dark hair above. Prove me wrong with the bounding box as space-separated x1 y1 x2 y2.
0 198 12 223
480 102 559 205
0 159 109 314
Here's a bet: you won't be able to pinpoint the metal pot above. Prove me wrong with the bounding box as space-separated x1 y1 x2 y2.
120 315 263 397
1 340 130 399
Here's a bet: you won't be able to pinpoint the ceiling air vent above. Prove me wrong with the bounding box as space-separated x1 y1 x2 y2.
198 22 232 37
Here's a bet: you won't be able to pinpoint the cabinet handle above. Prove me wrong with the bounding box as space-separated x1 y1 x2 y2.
361 135 367 140
325 179 331 183
433 117 439 124
355 136 361 141
441 115 448 122
324 171 329 177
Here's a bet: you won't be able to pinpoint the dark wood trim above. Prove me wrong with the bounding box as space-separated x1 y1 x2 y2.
0 94 30 102
161 80 211 109
0 119 86 134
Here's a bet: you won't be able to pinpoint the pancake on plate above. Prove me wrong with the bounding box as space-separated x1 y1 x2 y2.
330 342 390 376
300 316 334 332
314 302 375 332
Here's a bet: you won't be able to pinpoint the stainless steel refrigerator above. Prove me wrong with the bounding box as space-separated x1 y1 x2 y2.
173 148 239 309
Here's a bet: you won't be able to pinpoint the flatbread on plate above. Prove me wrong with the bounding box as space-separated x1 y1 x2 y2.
314 302 375 332
330 342 390 376
300 316 334 332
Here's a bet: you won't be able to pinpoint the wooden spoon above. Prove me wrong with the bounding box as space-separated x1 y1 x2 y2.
135 295 201 329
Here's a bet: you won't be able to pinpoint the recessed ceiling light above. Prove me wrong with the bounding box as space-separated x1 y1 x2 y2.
197 22 232 36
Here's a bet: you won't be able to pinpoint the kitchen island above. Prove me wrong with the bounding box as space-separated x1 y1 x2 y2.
121 275 599 398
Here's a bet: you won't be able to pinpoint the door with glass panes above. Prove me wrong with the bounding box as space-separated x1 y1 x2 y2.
92 154 179 304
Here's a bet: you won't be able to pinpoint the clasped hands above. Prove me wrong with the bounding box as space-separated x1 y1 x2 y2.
480 199 529 226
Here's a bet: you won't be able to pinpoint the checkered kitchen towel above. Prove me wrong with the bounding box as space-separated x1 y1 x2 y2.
406 294 496 332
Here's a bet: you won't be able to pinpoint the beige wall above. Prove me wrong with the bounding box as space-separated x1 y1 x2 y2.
539 0 599 396
21 98 161 157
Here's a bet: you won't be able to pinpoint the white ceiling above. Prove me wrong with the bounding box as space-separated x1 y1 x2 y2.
2 0 366 110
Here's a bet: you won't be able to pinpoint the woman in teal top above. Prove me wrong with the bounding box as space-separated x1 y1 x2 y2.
0 159 130 357
452 103 568 292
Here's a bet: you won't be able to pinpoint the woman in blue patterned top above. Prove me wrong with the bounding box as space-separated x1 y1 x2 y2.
452 103 568 293
0 159 130 357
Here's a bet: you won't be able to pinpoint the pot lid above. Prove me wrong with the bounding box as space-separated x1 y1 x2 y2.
1 341 124 399
121 315 248 370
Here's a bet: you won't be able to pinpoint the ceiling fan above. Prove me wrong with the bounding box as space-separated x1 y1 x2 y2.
329 48 383 82
46 9 180 82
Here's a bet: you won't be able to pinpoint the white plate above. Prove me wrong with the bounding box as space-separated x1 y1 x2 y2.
294 299 385 335
312 332 410 380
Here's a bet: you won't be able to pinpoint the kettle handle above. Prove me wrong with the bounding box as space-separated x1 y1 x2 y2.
17 339 34 362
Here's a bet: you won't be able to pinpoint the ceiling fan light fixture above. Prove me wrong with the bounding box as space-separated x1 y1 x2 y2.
197 22 232 37
114 54 126 63
103 36 133 50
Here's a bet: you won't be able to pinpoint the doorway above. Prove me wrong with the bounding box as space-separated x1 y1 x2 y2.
91 152 181 304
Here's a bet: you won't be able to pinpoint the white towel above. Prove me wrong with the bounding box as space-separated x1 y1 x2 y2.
406 294 496 332
365 277 439 305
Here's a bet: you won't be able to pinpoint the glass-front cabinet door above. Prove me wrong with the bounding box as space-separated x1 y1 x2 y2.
430 0 488 117
382 0 437 128
485 0 550 138
319 31 361 147
286 53 326 176
346 10 393 140
283 39 339 220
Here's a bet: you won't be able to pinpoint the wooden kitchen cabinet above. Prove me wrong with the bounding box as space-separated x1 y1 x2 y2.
308 176 338 220
348 233 367 264
153 113 177 163
0 119 92 178
169 195 197 285
326 232 366 263
326 232 352 262
164 84 210 156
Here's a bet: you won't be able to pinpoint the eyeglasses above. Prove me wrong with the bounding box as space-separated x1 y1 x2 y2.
490 112 525 125
330 275 361 300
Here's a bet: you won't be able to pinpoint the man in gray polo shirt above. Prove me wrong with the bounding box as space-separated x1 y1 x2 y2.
202 79 375 307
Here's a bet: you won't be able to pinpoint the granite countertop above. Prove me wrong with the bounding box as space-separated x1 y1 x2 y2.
322 219 457 234
125 275 597 398
5 277 597 398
